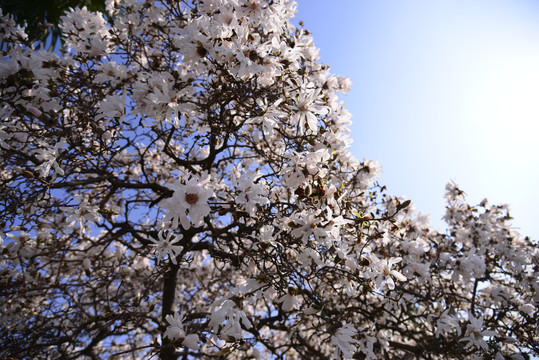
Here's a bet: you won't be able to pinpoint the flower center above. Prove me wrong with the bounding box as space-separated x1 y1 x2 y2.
185 192 199 205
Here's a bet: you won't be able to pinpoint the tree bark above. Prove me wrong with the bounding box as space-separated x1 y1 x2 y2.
160 261 179 360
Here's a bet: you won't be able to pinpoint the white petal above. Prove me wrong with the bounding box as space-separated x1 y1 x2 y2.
391 270 407 282
182 334 199 350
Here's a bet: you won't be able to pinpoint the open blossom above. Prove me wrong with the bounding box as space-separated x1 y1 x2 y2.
459 313 497 351
232 170 270 216
35 139 66 178
159 174 213 229
164 312 200 350
149 230 183 264
365 254 407 291
290 87 328 134
178 176 213 225
61 198 102 237
209 298 253 341
277 291 300 312
164 312 187 339
354 159 382 189
60 6 111 57
289 209 327 243
250 97 285 137
331 323 358 359
257 224 279 248
434 310 462 338
298 248 323 268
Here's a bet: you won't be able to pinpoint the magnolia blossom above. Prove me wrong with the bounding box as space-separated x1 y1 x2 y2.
290 87 328 134
35 139 66 178
178 177 213 225
159 174 213 229
365 254 407 291
459 313 497 351
209 298 253 341
298 247 323 268
61 198 101 237
354 159 382 189
60 6 111 57
164 312 186 339
331 323 358 359
289 210 327 243
232 171 270 216
149 230 183 264
434 310 462 338
277 291 300 312
251 97 284 137
164 312 200 350
257 224 279 248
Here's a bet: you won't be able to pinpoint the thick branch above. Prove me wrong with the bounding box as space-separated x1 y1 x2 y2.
160 261 180 360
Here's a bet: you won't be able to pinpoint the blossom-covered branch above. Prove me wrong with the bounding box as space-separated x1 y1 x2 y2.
0 1 537 359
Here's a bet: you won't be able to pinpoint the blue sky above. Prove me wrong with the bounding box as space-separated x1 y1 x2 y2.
295 0 539 240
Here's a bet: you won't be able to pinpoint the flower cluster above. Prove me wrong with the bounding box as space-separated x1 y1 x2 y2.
0 0 536 359
164 312 200 350
331 323 358 359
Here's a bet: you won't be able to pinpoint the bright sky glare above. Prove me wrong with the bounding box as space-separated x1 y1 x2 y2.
295 0 539 240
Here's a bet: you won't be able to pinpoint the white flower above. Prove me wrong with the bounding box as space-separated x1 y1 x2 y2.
444 180 465 202
164 312 200 350
209 298 252 341
290 87 328 134
159 174 213 229
289 209 327 243
181 333 200 350
518 303 535 316
255 225 282 250
232 170 270 216
434 310 462 338
35 139 66 178
60 7 111 57
365 254 407 291
298 248 323 268
149 230 183 264
164 312 187 340
453 248 486 282
401 238 430 257
277 292 299 312
96 94 126 121
354 159 382 189
62 198 102 237
459 313 497 351
251 97 285 137
179 177 212 225
331 323 358 359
